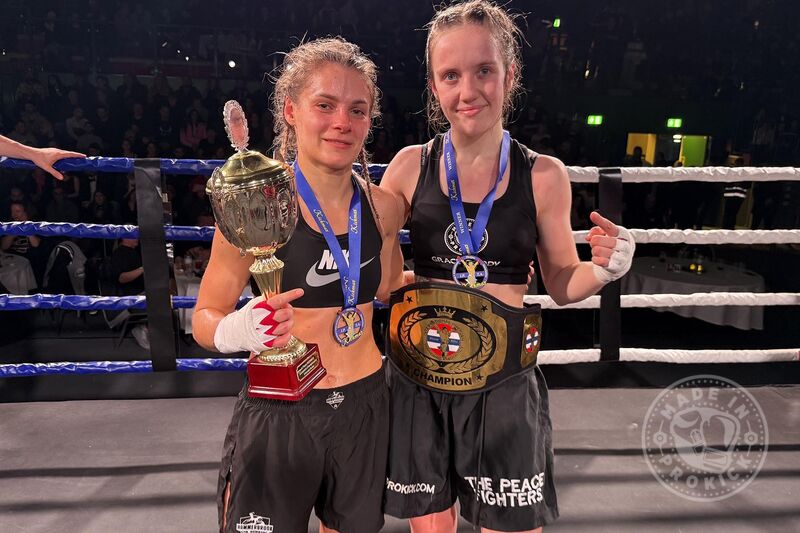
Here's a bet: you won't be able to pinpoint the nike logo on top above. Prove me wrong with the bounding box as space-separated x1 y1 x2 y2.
305 249 376 287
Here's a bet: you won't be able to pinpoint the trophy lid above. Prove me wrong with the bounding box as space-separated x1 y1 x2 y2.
213 149 290 186
207 100 291 189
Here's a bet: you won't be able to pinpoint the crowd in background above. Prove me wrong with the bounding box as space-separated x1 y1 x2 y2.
1 0 798 293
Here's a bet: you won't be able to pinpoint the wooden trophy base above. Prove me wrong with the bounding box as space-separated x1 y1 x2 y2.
246 344 325 401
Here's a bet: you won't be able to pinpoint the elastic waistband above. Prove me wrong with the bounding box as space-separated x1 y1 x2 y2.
240 365 387 411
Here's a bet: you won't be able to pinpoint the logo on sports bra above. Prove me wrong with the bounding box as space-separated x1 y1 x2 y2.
444 219 489 255
305 249 376 287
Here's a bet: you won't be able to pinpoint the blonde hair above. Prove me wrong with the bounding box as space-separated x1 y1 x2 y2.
425 0 524 131
270 37 380 189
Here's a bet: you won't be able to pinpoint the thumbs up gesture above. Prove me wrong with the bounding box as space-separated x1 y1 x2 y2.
586 211 635 284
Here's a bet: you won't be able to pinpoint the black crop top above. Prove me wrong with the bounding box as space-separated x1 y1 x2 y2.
408 134 538 285
275 183 382 308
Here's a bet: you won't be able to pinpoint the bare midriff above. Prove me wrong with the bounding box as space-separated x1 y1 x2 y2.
415 275 527 308
292 302 382 389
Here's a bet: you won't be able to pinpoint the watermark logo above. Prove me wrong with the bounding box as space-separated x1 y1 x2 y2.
642 375 768 501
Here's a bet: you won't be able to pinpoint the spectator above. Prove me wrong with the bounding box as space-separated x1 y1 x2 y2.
1 202 47 287
179 176 211 226
84 190 120 225
94 105 117 146
45 186 80 223
65 107 89 143
117 74 147 105
154 105 178 151
179 109 207 151
121 189 138 224
59 172 81 203
109 237 149 349
177 76 202 111
111 238 144 296
198 128 222 156
4 186 39 221
8 121 37 146
76 122 104 153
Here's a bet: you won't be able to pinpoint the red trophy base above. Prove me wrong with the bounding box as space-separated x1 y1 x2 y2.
246 344 326 401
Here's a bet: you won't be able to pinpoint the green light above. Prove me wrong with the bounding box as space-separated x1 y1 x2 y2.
587 115 603 126
667 117 683 128
553 18 561 28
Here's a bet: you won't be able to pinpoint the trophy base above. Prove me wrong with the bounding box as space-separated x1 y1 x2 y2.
246 344 326 401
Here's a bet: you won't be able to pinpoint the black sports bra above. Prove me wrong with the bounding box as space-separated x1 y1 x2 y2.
408 134 538 285
276 183 382 308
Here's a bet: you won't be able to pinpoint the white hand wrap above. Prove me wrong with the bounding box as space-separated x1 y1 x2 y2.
592 226 635 284
213 296 279 354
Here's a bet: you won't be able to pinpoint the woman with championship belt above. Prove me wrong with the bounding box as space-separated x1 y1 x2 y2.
193 38 404 533
380 2 635 532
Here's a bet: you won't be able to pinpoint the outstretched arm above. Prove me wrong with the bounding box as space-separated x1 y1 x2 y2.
0 135 85 180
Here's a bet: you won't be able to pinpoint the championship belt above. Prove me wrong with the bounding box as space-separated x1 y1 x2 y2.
386 282 542 393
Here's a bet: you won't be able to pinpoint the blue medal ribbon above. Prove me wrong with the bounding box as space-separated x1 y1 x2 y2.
293 161 362 309
443 129 511 255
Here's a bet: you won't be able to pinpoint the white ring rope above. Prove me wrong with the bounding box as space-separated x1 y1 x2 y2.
539 348 800 364
524 292 800 309
573 228 800 245
566 166 800 183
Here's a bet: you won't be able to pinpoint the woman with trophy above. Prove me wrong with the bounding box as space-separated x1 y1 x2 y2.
380 1 635 532
193 38 404 533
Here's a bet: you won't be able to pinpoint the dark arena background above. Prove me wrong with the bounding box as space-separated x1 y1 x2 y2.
0 1 798 532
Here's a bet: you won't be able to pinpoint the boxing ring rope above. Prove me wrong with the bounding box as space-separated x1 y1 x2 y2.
1 157 798 376
5 221 800 246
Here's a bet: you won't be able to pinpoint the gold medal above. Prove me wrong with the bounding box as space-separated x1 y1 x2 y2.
333 307 365 346
452 255 489 288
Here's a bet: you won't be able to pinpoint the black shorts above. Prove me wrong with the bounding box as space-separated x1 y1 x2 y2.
384 364 559 531
218 366 389 533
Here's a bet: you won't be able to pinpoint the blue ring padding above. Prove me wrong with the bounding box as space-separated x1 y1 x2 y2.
1 221 139 239
0 294 385 311
0 221 215 241
167 225 216 241
0 156 388 178
0 358 248 377
0 294 252 311
0 221 407 243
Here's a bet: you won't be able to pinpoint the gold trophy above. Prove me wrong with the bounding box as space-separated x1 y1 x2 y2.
207 100 325 400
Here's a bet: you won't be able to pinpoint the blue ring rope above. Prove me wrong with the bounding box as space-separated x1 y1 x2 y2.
0 294 388 311
0 221 410 243
0 156 387 178
0 358 247 377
